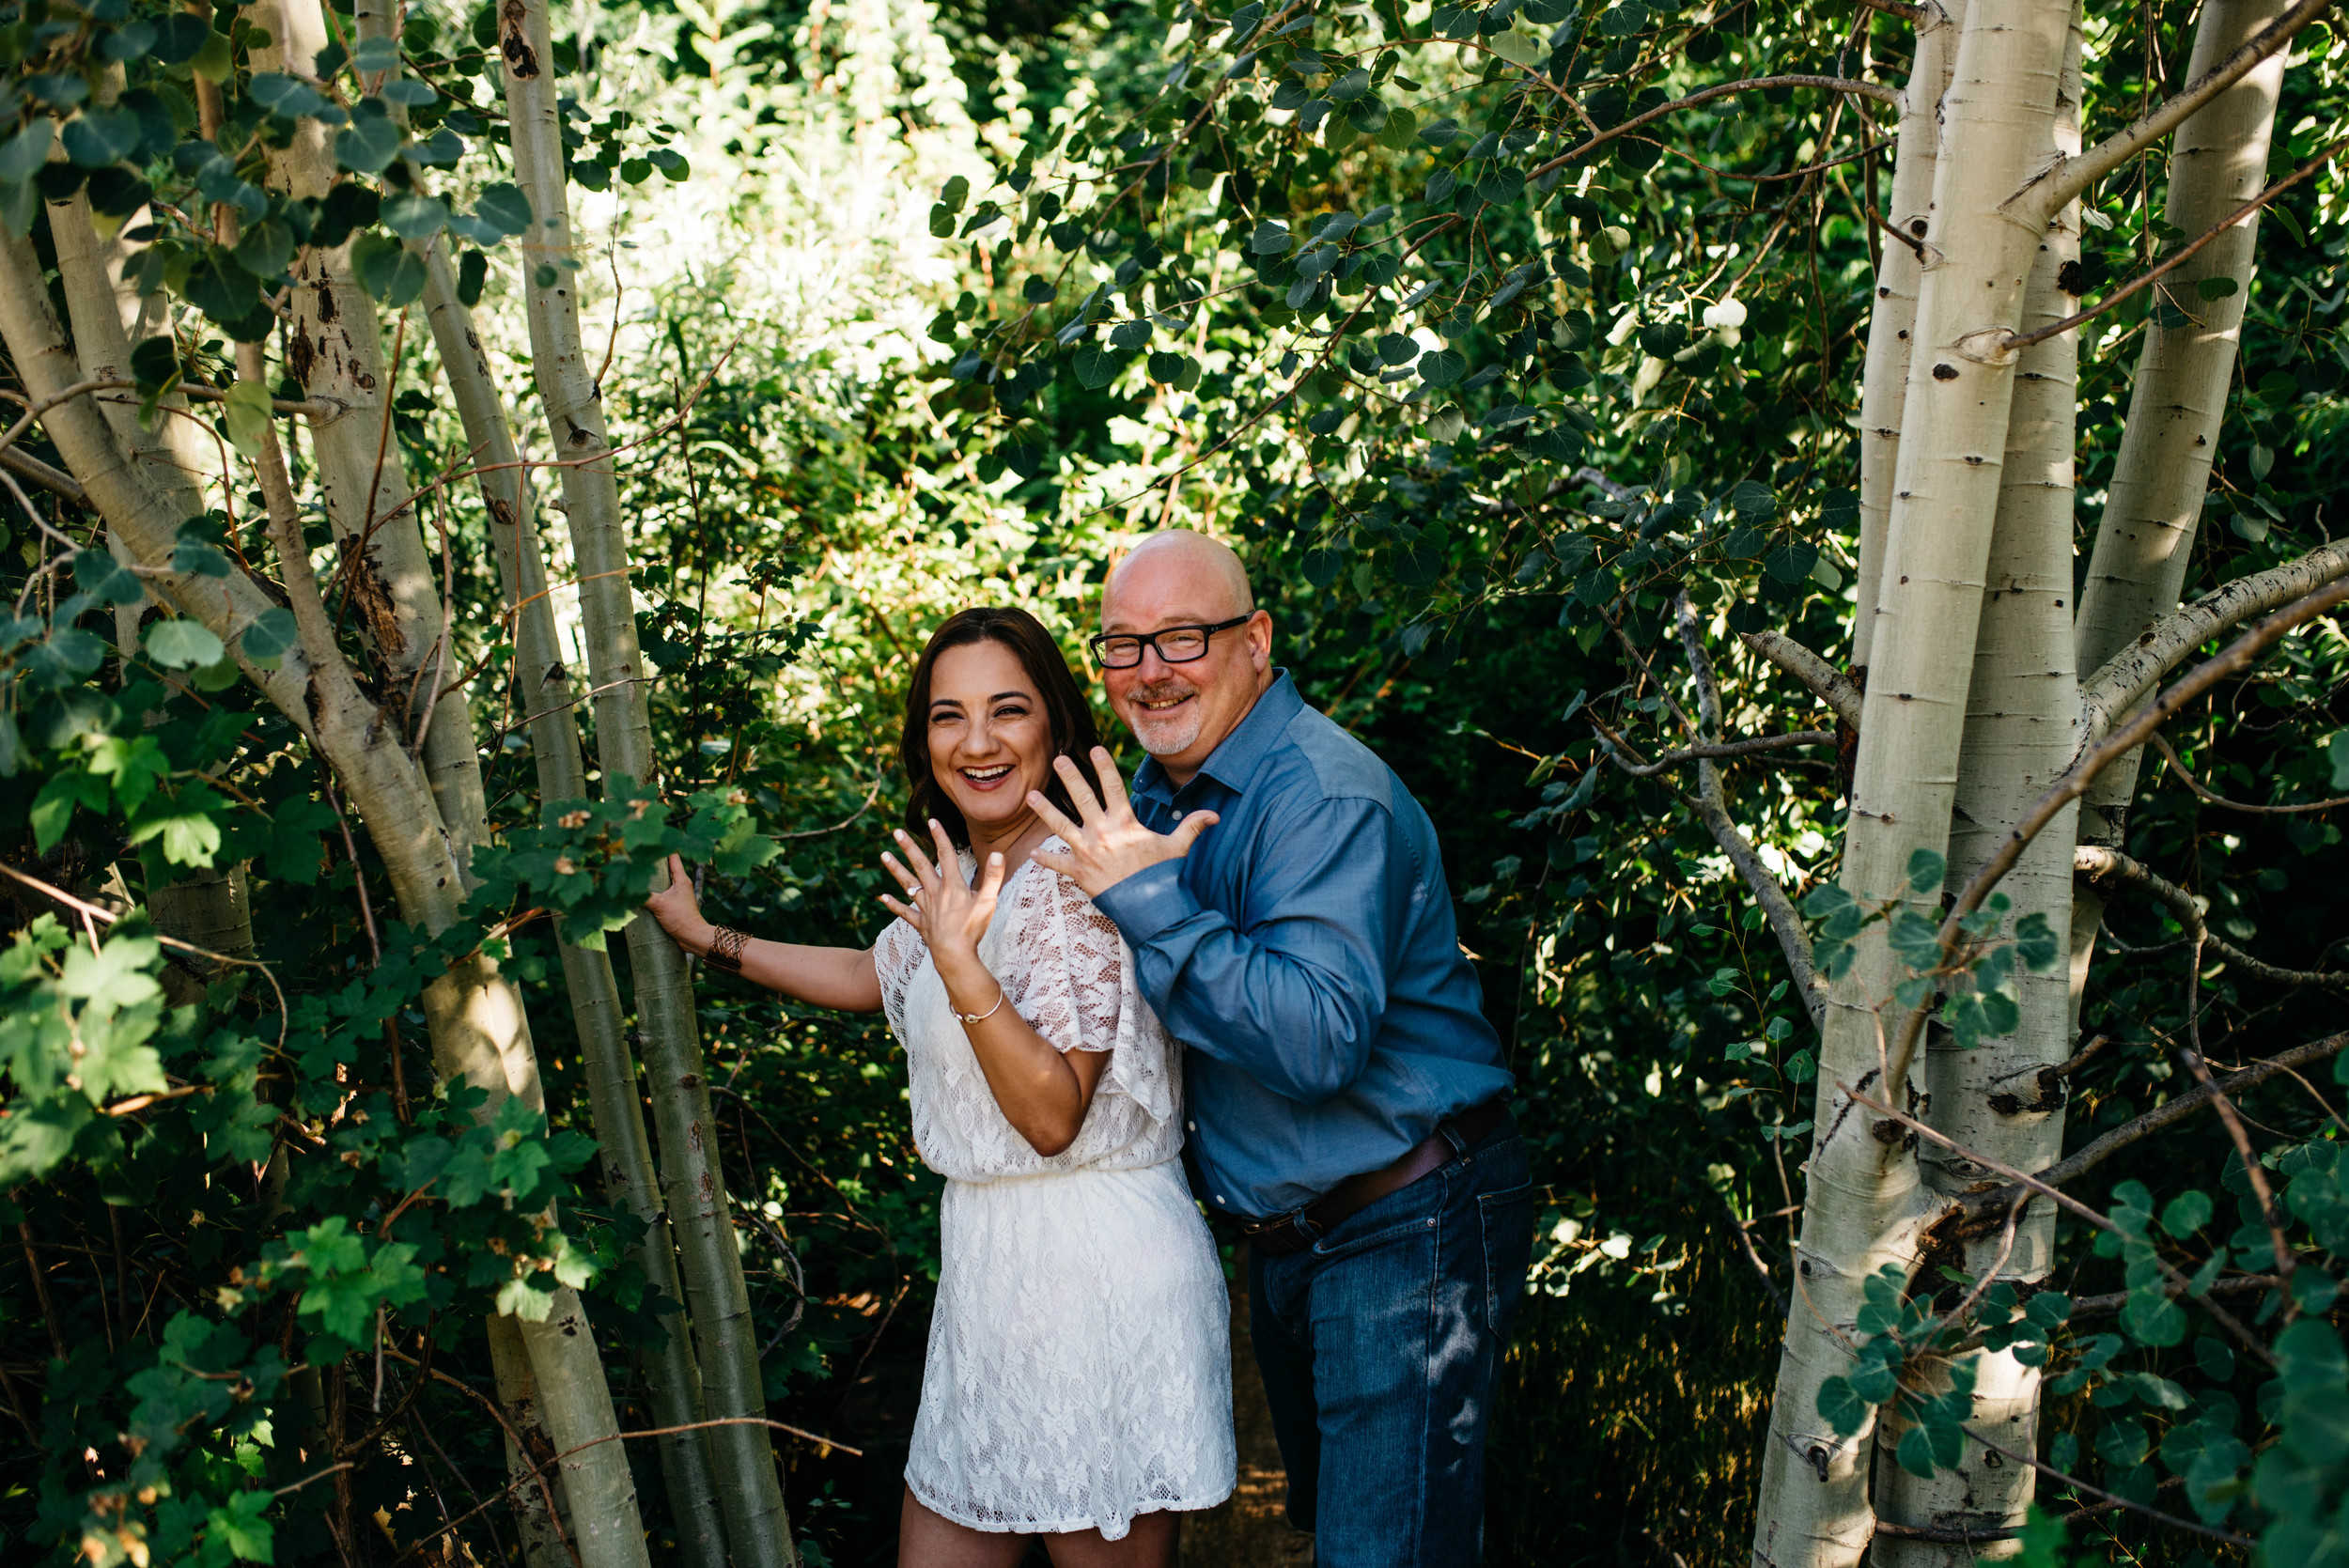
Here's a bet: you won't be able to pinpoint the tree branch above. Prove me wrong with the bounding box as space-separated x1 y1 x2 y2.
2079 537 2349 744
1602 729 1840 776
2020 0 2336 214
1843 1081 2277 1368
2149 731 2349 815
0 445 86 505
1955 1032 2349 1221
1530 75 1902 185
1737 629 1865 729
2007 136 2347 351
2076 846 2349 990
1893 576 2349 1092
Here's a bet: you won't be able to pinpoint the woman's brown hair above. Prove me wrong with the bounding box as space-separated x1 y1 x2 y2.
901 607 1101 848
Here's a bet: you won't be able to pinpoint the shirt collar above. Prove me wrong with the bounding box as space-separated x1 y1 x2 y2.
1130 670 1301 805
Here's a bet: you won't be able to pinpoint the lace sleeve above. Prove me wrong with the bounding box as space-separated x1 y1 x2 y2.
872 916 926 1032
1008 862 1127 1055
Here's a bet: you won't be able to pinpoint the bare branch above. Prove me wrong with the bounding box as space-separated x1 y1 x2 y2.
1956 1032 2349 1221
1852 0 1925 21
0 446 86 505
1962 1429 2257 1549
2149 732 2349 815
2008 136 2347 351
2076 846 2349 990
2023 0 2336 214
1737 629 1864 729
1886 576 2349 1087
1603 729 1840 777
1530 75 1903 184
2079 537 2349 744
1843 1081 2277 1367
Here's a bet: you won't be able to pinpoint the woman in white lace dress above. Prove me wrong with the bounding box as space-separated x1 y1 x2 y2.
646 606 1233 1566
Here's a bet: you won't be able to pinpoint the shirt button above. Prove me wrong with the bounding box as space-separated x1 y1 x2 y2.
1187 1120 1196 1131
1173 809 1184 820
1214 1195 1225 1204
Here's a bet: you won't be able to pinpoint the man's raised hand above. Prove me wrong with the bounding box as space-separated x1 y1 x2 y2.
1028 747 1217 897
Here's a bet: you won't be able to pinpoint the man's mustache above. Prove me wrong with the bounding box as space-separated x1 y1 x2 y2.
1126 678 1199 707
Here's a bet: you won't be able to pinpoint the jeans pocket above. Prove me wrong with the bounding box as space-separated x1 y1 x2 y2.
1477 1181 1536 1331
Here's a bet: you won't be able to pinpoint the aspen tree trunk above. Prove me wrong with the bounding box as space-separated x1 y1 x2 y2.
1872 16 2085 1560
1750 2 2071 1560
487 1311 571 1568
247 0 490 877
497 2 798 1560
421 250 731 1568
2069 0 2292 1021
0 190 659 1568
1850 0 1964 675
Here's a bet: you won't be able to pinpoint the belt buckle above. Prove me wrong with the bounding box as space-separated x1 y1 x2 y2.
1243 1206 1321 1253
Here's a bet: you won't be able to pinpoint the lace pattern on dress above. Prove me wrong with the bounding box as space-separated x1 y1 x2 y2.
872 839 1179 1182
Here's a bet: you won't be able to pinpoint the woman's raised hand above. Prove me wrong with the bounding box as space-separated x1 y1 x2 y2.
644 852 712 949
879 820 1004 970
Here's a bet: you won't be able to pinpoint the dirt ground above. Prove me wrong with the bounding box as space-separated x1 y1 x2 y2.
1181 1279 1315 1568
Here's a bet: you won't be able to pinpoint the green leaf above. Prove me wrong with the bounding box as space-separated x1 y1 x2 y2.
1073 342 1119 389
1730 479 1777 520
1418 348 1467 387
475 182 533 238
334 109 403 174
1906 847 1946 895
0 120 52 182
1895 1422 1939 1479
75 548 146 605
351 232 428 305
380 192 449 241
222 380 274 459
265 796 339 884
239 605 299 666
62 107 142 167
2160 1189 2213 1237
1815 1375 1868 1437
183 250 262 322
146 619 224 670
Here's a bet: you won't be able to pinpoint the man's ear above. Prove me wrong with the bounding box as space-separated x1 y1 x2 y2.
1246 609 1272 669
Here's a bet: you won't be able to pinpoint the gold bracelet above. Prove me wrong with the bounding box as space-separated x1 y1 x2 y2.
953 987 1006 1026
704 925 749 974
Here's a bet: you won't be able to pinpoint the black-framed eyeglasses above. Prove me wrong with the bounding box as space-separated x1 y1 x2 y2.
1089 614 1255 670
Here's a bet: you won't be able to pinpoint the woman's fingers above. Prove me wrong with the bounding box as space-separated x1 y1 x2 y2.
879 850 926 902
891 829 940 888
972 850 1006 903
928 818 965 883
877 893 925 932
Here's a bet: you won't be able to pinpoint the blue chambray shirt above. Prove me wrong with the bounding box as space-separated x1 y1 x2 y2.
1091 671 1513 1219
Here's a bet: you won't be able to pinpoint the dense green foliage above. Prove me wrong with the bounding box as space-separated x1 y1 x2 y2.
5 0 2349 1560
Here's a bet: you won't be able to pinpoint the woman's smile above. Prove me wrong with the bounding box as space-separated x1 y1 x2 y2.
927 640 1055 832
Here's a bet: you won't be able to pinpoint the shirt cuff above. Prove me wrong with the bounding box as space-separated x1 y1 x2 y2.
1091 859 1199 948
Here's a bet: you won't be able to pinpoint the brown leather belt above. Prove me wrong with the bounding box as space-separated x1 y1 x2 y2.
1240 1097 1511 1259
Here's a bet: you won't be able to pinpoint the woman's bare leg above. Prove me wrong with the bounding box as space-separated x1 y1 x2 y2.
897 1489 1034 1568
1041 1511 1179 1568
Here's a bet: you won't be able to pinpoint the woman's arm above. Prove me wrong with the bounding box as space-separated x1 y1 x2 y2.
646 853 883 1013
881 825 1108 1158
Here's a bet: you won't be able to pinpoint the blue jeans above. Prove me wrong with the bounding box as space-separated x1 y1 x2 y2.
1246 1116 1534 1567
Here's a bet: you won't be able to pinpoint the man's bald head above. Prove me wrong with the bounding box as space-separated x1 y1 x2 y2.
1097 528 1273 784
1104 529 1255 627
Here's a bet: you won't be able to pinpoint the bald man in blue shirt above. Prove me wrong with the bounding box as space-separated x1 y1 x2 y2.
1030 529 1532 1567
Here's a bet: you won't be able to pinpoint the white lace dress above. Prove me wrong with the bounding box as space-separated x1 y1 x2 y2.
874 841 1235 1538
